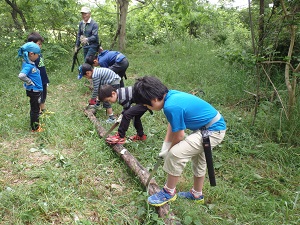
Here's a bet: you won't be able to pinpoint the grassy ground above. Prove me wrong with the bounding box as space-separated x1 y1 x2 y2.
0 39 299 224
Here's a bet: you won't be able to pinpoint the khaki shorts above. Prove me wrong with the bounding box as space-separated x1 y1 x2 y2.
163 130 226 177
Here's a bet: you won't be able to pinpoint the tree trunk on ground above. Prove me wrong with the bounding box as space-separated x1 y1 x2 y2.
84 109 182 225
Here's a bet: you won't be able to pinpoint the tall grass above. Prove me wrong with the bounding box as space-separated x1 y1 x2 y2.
0 39 299 224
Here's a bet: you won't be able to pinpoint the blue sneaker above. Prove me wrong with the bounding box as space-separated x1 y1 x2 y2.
178 191 204 204
106 117 116 124
148 188 177 207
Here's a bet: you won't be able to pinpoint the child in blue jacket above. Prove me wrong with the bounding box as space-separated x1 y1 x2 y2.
86 47 129 87
17 42 43 132
27 32 50 114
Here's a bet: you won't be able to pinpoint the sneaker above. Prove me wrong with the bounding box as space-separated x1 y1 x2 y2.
178 191 204 204
32 126 43 133
95 101 102 109
148 188 177 207
106 133 126 144
106 117 116 124
42 109 54 115
129 134 147 141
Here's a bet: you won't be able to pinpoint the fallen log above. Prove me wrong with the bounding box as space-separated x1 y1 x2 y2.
84 109 181 224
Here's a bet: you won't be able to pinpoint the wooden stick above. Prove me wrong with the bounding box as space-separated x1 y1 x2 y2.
84 108 181 224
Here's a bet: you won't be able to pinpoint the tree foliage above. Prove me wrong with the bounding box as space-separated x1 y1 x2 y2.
1 0 299 144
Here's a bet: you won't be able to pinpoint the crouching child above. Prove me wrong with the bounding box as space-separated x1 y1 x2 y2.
78 63 121 123
98 84 148 144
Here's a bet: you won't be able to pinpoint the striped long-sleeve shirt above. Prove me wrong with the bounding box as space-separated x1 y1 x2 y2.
117 86 134 110
92 67 120 99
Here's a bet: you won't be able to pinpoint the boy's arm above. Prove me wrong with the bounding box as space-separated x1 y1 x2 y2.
18 73 34 85
169 129 185 150
91 76 101 99
159 123 185 158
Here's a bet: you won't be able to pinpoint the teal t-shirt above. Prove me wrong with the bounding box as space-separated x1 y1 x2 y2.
163 90 226 132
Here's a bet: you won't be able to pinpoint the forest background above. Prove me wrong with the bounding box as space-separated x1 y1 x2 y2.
0 0 299 224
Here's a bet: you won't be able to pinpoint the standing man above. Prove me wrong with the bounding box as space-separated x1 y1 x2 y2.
74 6 99 62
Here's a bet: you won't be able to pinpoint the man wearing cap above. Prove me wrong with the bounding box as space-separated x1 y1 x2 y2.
75 6 99 62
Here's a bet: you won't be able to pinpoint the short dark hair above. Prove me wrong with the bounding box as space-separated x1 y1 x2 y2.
86 55 97 66
27 31 44 43
133 76 168 106
98 84 117 101
81 63 93 75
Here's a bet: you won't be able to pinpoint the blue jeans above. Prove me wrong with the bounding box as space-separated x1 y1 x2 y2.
84 46 98 62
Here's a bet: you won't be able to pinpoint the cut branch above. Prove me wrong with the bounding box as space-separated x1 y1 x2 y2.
261 65 288 119
84 108 181 224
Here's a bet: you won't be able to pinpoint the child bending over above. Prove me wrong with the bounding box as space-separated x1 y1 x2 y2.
133 76 226 207
98 84 148 144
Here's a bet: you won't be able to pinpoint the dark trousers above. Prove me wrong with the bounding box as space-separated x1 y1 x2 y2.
41 84 47 104
109 58 129 88
26 90 42 130
84 46 98 62
118 104 148 138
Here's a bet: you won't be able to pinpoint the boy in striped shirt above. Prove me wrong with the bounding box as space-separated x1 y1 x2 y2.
78 63 121 123
98 84 148 144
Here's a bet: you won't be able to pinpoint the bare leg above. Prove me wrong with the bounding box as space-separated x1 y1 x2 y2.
106 107 113 116
166 174 180 189
193 175 205 192
164 123 173 142
40 103 45 113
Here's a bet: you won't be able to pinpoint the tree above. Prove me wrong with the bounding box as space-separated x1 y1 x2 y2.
279 0 299 116
5 0 28 33
117 0 129 51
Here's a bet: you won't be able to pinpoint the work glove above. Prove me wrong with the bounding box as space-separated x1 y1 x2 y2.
80 36 89 45
82 38 89 44
89 98 97 105
159 141 171 159
116 114 123 123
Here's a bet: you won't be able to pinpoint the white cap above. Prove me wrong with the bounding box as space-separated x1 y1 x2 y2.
80 6 91 13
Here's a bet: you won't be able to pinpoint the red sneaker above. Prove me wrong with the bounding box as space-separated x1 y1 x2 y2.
129 134 147 142
106 133 126 144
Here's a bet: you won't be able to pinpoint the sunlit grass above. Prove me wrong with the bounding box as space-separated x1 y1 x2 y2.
0 39 299 224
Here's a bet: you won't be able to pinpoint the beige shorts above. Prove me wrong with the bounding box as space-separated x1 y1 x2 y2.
163 130 226 177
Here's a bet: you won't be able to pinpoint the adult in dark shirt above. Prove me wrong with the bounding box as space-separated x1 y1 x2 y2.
74 6 99 62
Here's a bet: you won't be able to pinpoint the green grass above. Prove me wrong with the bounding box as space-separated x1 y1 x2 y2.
0 39 299 224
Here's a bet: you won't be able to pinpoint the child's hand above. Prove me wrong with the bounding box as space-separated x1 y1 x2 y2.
89 98 97 105
81 38 88 45
159 141 172 159
26 80 35 86
116 114 123 123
